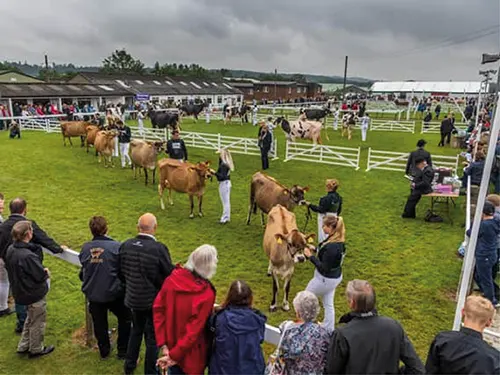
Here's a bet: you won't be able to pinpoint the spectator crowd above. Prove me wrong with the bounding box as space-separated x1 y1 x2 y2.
0 192 498 374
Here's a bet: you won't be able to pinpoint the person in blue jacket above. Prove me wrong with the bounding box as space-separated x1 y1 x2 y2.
209 280 266 375
467 201 500 306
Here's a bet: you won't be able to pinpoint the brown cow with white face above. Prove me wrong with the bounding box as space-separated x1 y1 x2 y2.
157 159 215 218
247 172 309 225
264 205 315 312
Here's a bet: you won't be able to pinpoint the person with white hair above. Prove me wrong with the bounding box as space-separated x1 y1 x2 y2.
154 244 218 375
215 149 234 224
277 291 330 375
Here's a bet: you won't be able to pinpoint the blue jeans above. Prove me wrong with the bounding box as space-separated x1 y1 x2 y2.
15 304 27 331
475 255 498 305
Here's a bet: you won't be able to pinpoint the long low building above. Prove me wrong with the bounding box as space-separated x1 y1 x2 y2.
0 71 243 114
370 81 484 96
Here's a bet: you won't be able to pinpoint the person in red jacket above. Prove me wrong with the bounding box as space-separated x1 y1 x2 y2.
154 244 218 375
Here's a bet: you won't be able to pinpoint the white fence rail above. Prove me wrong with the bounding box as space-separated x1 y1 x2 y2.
284 141 361 170
366 148 460 172
421 121 469 134
370 119 415 133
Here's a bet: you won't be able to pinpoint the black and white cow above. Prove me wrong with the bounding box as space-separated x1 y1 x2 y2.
224 104 251 124
341 112 358 140
300 108 331 123
274 116 323 144
178 102 207 121
148 108 179 131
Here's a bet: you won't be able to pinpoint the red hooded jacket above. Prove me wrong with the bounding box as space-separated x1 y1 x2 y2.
153 266 216 375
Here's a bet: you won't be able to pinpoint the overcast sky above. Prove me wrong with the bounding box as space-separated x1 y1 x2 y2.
2 0 499 81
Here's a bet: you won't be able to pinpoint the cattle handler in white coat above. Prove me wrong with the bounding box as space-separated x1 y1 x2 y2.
304 214 345 334
306 179 342 242
215 149 234 224
360 112 370 142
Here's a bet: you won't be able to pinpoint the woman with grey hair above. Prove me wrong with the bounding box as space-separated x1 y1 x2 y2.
154 245 218 375
278 291 329 375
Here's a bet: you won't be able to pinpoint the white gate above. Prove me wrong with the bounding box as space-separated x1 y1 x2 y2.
366 148 460 172
370 119 415 133
129 126 167 142
284 141 360 170
421 121 469 134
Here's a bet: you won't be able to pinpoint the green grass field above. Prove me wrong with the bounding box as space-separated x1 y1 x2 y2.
0 118 464 374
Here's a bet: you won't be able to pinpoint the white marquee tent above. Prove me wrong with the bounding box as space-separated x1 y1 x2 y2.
370 81 482 94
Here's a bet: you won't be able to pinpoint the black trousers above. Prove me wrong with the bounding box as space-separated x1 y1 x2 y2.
89 298 132 358
438 132 451 146
124 309 157 375
261 147 270 170
402 191 422 218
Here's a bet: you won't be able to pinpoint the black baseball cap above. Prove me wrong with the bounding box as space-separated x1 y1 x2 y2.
417 139 427 147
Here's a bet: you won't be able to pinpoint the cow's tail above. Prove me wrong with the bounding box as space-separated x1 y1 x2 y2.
250 182 257 214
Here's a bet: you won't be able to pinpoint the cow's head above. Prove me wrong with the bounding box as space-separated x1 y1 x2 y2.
275 230 316 263
287 185 309 205
153 141 166 153
192 161 215 180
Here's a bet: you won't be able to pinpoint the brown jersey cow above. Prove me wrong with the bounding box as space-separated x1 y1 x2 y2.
130 139 165 186
264 205 315 312
247 172 309 225
85 125 100 153
94 130 118 168
157 159 215 218
60 121 91 147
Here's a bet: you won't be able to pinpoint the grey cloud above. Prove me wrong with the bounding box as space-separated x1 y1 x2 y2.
0 0 498 80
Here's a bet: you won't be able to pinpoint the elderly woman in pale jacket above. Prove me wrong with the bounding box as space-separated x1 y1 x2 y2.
279 291 330 375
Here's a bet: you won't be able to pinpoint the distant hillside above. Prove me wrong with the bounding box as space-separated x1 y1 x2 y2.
3 61 375 86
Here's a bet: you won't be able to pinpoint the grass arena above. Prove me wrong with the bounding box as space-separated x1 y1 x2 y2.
0 115 465 374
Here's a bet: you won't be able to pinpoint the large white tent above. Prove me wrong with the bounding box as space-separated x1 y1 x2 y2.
370 81 482 94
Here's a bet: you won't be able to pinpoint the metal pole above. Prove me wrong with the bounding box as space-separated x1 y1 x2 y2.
342 56 348 101
274 68 277 105
453 94 500 330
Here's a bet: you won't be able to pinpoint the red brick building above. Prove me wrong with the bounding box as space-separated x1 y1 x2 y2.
229 80 323 102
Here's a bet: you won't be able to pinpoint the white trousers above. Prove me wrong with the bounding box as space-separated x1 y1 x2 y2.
138 119 144 133
253 114 258 126
206 113 210 124
306 269 342 334
219 180 231 223
333 119 338 131
113 139 119 157
361 125 368 142
0 258 9 311
119 142 131 167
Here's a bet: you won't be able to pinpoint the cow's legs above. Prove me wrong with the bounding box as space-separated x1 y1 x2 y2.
167 184 173 206
260 210 265 226
62 134 66 147
282 276 292 311
133 165 137 180
267 260 272 276
152 168 156 185
189 195 195 219
158 183 165 210
246 202 254 225
98 153 102 164
68 137 73 147
198 194 203 217
144 169 148 186
270 274 279 312
80 136 85 147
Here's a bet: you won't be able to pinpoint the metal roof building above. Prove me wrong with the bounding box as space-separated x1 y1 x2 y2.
370 81 482 94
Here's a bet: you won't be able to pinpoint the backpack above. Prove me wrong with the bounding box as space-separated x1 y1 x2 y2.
424 210 443 223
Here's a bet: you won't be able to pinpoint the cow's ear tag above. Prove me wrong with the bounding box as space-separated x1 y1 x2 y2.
277 238 283 244
307 237 314 244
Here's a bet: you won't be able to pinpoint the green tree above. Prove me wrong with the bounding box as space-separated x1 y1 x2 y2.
101 49 145 74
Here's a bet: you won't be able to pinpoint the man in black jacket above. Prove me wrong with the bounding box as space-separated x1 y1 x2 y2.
406 139 433 176
426 295 499 374
438 115 454 147
79 216 131 360
119 213 173 375
5 221 55 358
325 279 424 374
0 198 64 333
117 120 132 168
166 130 188 161
258 124 272 170
402 158 434 219
0 192 10 317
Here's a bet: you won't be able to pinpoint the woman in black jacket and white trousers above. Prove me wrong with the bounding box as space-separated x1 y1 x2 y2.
215 149 234 224
304 214 345 334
